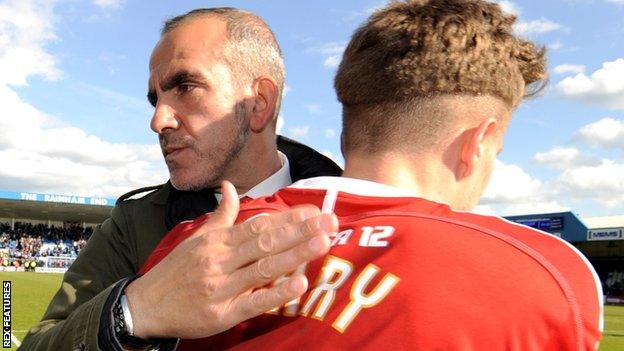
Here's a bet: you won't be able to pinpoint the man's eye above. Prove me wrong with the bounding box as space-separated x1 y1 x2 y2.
177 84 196 94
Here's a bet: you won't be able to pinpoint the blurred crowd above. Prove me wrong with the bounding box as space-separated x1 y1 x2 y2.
0 222 92 267
604 270 624 298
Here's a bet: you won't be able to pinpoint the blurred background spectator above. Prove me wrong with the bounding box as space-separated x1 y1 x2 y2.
0 221 91 269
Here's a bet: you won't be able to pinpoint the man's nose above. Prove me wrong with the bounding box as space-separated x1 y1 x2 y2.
150 102 179 134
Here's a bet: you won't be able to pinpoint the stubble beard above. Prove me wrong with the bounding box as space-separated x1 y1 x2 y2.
168 102 250 191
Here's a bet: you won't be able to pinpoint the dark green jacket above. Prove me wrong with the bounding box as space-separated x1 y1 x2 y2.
21 136 342 350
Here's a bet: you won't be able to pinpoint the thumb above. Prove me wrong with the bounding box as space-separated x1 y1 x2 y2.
204 180 240 229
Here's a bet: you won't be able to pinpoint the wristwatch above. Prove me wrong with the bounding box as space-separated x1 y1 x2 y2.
113 293 156 349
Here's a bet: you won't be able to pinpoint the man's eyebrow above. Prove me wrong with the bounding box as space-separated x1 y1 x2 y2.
161 70 205 92
146 70 205 107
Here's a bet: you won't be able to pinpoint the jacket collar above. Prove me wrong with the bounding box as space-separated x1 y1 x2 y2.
161 136 342 229
277 135 342 181
150 182 171 205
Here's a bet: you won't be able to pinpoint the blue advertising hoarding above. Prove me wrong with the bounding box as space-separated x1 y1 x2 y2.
0 190 116 207
504 212 589 243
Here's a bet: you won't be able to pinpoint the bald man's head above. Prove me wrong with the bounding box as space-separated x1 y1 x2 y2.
162 8 285 120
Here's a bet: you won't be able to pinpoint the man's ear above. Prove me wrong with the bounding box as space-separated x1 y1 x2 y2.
249 77 279 133
459 117 498 178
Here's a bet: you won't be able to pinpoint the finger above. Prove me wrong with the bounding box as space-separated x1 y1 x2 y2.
218 233 331 299
229 274 308 324
190 181 240 237
224 213 338 272
212 180 240 225
223 205 322 246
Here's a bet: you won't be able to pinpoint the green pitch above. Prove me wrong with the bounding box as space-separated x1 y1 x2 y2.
602 304 624 350
1 272 623 350
0 272 64 351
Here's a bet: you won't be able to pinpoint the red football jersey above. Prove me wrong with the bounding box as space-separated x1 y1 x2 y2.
140 177 603 350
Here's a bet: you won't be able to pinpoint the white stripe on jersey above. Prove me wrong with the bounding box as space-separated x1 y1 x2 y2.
290 176 416 198
321 188 338 214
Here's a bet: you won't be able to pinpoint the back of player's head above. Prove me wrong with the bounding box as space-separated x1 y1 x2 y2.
335 0 547 155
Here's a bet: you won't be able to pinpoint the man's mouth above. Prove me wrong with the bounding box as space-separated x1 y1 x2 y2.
163 146 188 157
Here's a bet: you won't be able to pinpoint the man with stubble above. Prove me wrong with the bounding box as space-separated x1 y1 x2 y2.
22 8 340 350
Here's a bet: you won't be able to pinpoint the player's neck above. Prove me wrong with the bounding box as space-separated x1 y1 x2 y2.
342 151 457 205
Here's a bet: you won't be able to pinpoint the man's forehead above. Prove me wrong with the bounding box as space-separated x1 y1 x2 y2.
149 16 228 72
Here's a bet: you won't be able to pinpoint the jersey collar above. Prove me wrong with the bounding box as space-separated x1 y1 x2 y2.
288 176 418 198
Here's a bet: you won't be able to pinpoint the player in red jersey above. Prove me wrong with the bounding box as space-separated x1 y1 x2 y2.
139 0 603 349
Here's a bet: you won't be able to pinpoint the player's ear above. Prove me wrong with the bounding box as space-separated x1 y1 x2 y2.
459 117 498 178
249 76 279 133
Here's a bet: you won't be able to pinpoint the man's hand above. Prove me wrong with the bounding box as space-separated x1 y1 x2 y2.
124 181 337 339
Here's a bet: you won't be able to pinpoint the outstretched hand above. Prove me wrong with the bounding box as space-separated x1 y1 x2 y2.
125 181 337 339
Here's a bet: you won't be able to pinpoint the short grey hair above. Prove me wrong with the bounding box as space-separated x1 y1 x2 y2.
163 8 285 118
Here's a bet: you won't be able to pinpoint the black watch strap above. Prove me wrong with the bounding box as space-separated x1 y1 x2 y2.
98 276 178 351
113 293 157 349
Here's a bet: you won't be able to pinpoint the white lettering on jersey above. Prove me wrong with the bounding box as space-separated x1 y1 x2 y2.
359 226 395 247
333 263 400 332
262 255 401 333
330 229 354 246
300 255 353 320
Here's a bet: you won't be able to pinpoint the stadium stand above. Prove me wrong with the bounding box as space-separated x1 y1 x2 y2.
507 212 624 305
603 270 624 299
0 189 113 272
0 221 91 270
579 215 624 304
